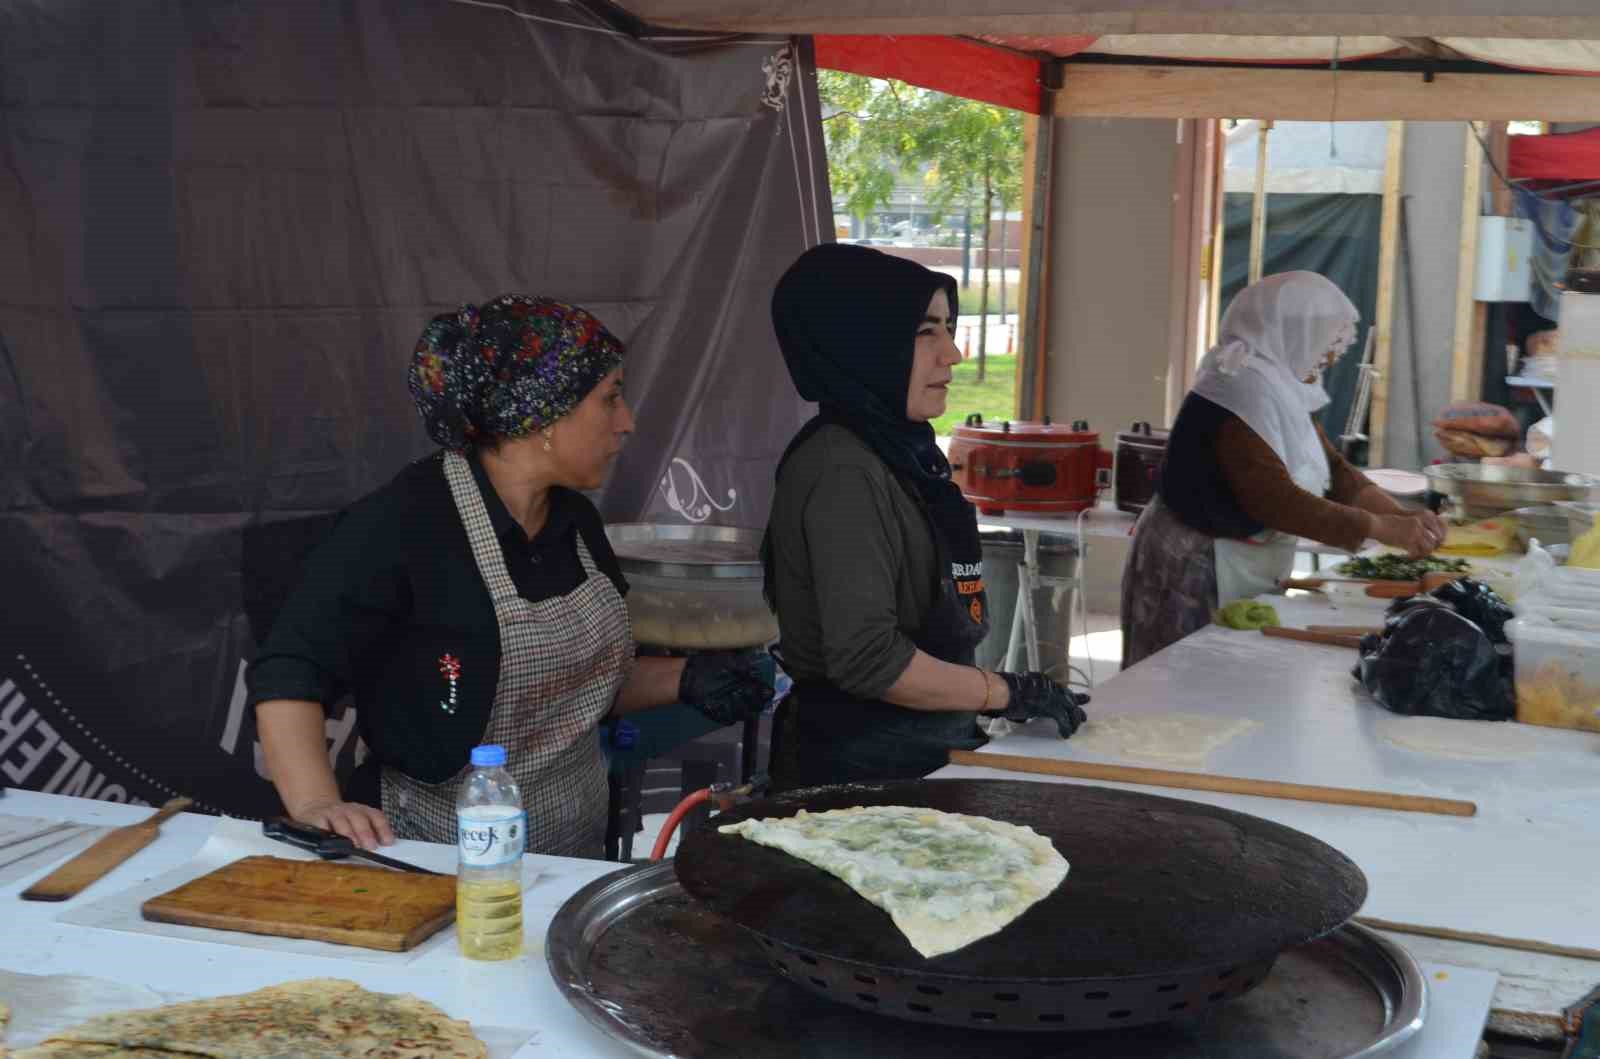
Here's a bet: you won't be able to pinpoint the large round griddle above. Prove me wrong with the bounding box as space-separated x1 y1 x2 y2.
674 779 1366 1030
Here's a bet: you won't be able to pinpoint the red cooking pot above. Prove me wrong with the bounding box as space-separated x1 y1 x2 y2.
947 415 1113 516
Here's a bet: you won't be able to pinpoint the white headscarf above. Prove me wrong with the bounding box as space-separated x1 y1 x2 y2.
1192 271 1359 500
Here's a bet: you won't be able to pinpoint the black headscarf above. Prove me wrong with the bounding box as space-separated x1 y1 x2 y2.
771 243 961 489
766 243 976 604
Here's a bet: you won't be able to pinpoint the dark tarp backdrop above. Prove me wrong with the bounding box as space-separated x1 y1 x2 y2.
1221 192 1383 462
0 0 825 816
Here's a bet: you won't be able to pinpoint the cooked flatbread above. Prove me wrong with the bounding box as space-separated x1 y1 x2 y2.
720 805 1068 958
18 979 484 1059
15 1044 193 1058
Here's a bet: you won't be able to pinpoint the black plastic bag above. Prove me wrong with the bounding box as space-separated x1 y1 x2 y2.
1355 607 1515 721
1423 579 1515 644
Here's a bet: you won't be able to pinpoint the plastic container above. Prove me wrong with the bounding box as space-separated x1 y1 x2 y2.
1560 500 1600 542
1506 618 1600 733
456 744 525 960
1516 600 1600 633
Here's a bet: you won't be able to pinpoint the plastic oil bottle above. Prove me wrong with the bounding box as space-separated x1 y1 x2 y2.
455 744 525 960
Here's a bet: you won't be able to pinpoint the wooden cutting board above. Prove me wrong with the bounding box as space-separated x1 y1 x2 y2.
141 855 458 952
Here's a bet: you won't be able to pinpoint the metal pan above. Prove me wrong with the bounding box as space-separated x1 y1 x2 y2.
673 779 1367 1032
547 860 1425 1057
1424 464 1600 520
604 523 765 580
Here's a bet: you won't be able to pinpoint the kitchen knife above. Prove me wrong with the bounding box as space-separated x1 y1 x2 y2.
0 821 79 853
262 817 444 875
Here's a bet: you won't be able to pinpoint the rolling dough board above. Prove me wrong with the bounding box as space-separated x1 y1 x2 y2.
140 855 458 952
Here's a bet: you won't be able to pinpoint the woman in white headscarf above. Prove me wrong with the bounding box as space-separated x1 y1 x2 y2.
1120 272 1448 667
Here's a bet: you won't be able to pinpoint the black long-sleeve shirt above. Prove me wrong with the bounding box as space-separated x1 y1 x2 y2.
245 451 626 784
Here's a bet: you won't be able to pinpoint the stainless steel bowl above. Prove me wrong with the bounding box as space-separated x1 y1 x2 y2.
1425 465 1600 520
605 523 777 649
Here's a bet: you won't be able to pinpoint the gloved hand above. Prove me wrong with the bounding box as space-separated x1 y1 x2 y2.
679 648 776 725
988 671 1089 739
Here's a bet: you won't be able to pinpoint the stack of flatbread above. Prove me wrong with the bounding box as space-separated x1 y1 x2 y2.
10 979 485 1058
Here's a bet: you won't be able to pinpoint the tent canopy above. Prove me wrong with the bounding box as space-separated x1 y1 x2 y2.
624 3 1600 112
621 3 1600 41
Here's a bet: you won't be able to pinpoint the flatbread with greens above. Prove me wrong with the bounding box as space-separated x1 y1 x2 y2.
16 979 484 1059
720 805 1068 958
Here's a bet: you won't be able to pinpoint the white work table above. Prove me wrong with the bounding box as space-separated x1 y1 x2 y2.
4 772 1497 1058
1 790 640 1059
936 590 1600 1042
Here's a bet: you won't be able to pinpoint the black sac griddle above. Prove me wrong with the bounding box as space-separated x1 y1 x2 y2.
673 779 1368 1033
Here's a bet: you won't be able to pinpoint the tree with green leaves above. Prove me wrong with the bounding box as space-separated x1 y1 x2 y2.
819 71 1025 381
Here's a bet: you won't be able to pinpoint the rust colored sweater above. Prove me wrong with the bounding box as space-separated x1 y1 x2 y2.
1214 417 1386 553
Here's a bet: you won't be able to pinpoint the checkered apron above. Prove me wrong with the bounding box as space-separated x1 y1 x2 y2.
380 452 633 858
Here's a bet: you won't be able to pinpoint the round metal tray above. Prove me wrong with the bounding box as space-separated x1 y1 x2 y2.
547 861 1427 1059
605 523 765 580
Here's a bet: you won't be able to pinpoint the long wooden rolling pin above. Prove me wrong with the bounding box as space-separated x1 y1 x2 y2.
1261 626 1365 649
947 750 1477 817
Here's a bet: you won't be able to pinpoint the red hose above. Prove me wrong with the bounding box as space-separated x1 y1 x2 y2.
650 787 711 861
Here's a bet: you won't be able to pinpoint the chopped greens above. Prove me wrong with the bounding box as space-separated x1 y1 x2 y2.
1336 554 1472 581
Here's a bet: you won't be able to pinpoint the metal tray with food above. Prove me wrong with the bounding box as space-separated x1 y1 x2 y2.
1424 465 1600 520
604 523 777 649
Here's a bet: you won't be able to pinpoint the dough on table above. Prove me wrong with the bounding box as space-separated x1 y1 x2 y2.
1375 714 1544 759
1067 712 1261 765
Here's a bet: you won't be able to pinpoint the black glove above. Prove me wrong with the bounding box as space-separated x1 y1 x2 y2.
678 648 775 725
988 671 1089 739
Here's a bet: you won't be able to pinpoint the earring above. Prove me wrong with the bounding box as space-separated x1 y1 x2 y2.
541 428 553 453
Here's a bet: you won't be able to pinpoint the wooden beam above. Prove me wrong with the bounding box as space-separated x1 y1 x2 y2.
1369 121 1406 468
1452 123 1486 403
1058 65 1600 123
1249 121 1272 285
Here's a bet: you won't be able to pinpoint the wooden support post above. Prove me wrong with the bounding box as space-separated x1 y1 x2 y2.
1452 122 1486 403
1489 122 1513 216
1370 121 1406 467
1249 120 1272 285
1018 71 1057 422
1016 112 1040 419
1208 119 1226 347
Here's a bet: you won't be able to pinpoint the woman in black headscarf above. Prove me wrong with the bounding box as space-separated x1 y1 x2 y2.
763 244 1088 789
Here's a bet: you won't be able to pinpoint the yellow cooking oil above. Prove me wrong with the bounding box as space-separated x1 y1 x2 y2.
456 876 524 960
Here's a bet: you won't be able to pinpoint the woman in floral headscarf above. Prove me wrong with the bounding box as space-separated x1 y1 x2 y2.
1120 272 1448 667
247 295 772 858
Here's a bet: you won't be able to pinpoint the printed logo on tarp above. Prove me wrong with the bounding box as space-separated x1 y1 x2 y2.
216 660 366 782
0 666 151 806
658 457 737 523
761 44 793 112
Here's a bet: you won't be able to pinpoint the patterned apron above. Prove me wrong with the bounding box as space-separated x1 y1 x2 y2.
380 452 633 858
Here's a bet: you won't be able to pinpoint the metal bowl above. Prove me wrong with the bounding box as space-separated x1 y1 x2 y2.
1425 465 1600 520
605 523 777 650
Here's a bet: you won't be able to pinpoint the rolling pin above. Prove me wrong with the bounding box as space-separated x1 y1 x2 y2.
1283 571 1466 599
947 751 1477 817
1261 627 1365 648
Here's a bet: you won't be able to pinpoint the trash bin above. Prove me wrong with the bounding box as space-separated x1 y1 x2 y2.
975 529 1079 678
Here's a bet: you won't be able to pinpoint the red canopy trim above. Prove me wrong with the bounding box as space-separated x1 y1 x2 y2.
813 34 1052 113
1510 127 1600 182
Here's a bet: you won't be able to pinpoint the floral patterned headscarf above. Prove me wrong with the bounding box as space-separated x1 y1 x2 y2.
408 294 625 450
